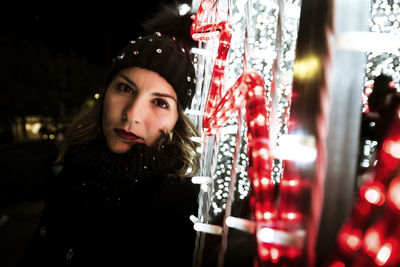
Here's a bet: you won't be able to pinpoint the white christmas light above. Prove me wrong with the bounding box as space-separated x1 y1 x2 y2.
194 222 223 235
273 134 317 163
189 0 302 218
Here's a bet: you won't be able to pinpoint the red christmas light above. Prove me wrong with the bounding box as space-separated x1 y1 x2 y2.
326 105 400 267
190 0 233 136
191 1 326 265
386 177 400 211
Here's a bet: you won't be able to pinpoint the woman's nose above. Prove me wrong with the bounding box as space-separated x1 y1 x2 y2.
123 97 145 124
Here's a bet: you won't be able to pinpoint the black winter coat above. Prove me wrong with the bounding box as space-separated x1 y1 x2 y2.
18 138 199 267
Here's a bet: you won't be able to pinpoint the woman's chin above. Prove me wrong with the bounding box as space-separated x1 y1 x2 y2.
107 140 132 154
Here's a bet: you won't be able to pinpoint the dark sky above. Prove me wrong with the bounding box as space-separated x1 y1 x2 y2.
1 0 192 66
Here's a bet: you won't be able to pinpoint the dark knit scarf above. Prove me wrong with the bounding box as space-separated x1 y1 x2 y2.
59 138 183 202
66 137 181 176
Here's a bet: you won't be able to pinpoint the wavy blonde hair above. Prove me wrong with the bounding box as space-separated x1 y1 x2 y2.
58 86 200 178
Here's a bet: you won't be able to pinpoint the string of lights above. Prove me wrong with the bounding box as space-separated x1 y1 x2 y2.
196 0 301 217
358 0 400 183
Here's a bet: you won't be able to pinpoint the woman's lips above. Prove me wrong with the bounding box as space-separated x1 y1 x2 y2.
114 128 142 141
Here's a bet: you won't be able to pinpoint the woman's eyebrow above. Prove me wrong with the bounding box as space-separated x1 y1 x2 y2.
118 74 177 103
152 92 177 104
119 74 137 88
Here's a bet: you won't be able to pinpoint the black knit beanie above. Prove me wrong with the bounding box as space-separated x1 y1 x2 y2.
105 32 196 109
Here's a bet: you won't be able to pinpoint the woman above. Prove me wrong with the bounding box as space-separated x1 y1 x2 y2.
19 33 200 266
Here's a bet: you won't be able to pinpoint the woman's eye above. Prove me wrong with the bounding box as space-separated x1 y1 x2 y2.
154 99 170 109
116 83 134 94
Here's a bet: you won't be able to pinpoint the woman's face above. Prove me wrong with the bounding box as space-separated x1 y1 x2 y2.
102 67 179 154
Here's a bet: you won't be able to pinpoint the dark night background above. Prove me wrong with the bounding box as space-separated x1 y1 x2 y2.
0 0 193 129
0 1 193 266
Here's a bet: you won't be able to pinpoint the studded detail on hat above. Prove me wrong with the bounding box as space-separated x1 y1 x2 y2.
118 53 125 60
105 33 196 109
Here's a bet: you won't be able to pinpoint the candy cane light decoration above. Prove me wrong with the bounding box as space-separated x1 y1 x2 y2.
191 0 233 136
191 1 276 263
190 2 235 267
190 0 315 265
